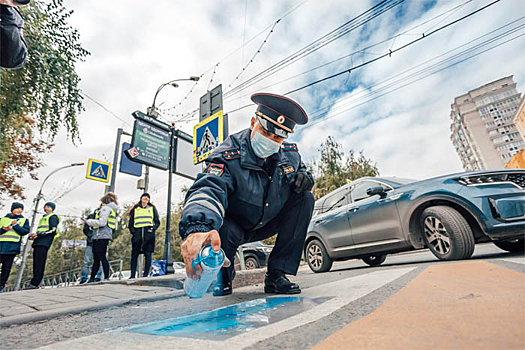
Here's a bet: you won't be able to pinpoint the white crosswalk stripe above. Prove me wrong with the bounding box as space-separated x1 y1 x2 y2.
499 257 525 265
38 267 415 350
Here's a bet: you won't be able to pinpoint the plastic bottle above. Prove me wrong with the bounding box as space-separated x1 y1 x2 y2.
184 244 225 299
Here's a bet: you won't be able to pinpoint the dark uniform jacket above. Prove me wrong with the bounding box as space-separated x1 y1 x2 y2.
32 214 59 248
179 128 314 239
0 5 27 69
128 204 160 253
0 213 30 254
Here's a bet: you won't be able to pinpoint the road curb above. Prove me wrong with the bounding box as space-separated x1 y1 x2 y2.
0 289 185 328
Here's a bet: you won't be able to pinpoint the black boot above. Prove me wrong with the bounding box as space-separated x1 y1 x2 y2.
213 267 234 297
264 270 301 294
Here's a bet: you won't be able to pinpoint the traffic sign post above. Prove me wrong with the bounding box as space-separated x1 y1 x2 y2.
193 110 224 164
86 159 111 183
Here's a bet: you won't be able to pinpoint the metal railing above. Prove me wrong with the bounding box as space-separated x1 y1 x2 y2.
3 259 123 292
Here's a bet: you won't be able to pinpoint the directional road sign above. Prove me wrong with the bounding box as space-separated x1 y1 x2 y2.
130 111 171 170
193 110 224 164
86 158 111 183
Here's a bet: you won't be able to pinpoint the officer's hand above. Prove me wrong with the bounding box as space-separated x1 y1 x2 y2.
181 230 230 280
289 172 313 193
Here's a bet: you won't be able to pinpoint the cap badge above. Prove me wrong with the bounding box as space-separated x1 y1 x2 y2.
277 115 286 124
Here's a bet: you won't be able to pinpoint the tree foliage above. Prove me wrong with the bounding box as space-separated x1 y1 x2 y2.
0 0 89 201
311 136 380 199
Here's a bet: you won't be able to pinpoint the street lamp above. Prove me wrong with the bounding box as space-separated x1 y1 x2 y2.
147 76 200 117
14 162 85 291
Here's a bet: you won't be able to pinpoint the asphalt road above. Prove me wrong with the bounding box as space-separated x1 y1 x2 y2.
1 243 523 349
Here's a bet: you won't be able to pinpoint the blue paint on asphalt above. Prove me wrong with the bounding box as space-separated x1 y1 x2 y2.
129 296 328 340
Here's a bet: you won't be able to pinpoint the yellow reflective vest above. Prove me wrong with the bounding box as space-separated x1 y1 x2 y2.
36 213 62 238
0 216 27 243
93 208 117 230
133 206 154 228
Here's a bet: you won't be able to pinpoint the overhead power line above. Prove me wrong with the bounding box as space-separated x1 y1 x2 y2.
222 0 475 105
284 0 501 96
158 0 309 115
223 0 405 99
300 27 524 131
81 91 132 127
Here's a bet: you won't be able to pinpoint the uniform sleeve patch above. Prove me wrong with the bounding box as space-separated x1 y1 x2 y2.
283 165 295 174
207 163 224 176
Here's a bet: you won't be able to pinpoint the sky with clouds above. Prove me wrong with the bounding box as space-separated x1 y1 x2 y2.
4 0 525 219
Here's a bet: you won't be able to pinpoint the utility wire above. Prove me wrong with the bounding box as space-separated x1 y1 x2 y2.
81 92 132 127
158 0 309 114
223 0 475 105
301 32 524 131
223 0 404 99
284 0 501 96
306 18 525 121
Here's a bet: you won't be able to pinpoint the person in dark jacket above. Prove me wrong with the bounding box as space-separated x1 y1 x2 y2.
180 93 314 297
128 193 160 278
25 202 60 289
0 202 30 292
0 1 28 69
79 208 102 284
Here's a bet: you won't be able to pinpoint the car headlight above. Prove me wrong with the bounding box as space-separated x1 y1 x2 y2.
455 173 510 186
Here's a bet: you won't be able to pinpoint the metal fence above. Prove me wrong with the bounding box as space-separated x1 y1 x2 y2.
4 259 123 292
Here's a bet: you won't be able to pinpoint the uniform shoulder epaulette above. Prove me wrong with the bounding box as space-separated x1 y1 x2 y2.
282 143 298 152
221 148 241 160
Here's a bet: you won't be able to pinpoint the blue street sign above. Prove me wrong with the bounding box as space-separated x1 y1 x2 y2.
120 142 143 177
193 110 224 164
86 158 111 183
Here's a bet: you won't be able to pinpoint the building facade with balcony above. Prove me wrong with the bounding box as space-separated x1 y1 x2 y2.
450 76 524 170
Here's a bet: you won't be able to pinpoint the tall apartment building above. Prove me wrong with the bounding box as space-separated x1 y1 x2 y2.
450 76 524 170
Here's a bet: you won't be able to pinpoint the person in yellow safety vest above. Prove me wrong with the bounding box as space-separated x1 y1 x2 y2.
25 202 61 290
127 193 160 278
83 192 118 283
0 202 30 292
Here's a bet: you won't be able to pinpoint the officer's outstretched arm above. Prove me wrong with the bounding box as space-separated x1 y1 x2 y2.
179 161 234 239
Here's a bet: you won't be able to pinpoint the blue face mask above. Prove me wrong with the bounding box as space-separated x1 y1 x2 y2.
251 131 281 159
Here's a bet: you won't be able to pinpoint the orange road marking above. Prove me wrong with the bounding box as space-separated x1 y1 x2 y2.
314 261 525 349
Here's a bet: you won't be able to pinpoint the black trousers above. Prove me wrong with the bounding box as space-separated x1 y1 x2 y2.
91 239 110 280
30 246 49 287
219 191 314 282
130 251 152 278
0 253 16 287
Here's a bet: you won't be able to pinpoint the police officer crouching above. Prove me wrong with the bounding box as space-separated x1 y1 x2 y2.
180 93 314 296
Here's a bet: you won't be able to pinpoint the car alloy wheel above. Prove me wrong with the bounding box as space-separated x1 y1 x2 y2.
245 257 259 270
420 205 475 260
423 216 451 255
306 240 333 273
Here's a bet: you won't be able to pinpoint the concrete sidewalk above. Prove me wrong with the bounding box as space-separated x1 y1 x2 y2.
0 268 269 328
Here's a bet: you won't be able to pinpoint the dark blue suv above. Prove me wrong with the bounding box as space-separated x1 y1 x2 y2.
305 169 525 273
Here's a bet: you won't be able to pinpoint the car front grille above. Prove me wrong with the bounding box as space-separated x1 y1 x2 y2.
507 173 525 189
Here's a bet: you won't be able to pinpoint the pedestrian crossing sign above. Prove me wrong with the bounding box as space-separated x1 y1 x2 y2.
86 158 111 183
193 110 224 164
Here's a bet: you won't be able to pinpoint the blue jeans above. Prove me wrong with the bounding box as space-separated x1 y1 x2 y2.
80 245 102 282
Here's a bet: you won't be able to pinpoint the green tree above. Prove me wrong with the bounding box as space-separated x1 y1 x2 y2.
311 136 379 199
0 0 89 201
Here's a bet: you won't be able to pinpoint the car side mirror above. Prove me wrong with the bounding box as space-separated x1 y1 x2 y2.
367 186 386 196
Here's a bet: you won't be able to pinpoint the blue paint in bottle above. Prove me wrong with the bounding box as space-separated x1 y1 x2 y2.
184 244 225 298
